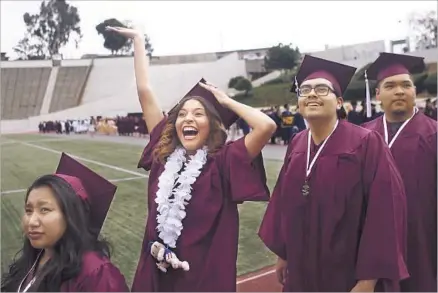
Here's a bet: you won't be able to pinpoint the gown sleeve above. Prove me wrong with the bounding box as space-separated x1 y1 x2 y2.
217 136 270 203
356 130 409 290
138 117 168 170
258 135 295 260
76 262 130 292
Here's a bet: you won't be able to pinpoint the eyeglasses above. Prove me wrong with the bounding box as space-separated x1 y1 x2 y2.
298 85 334 97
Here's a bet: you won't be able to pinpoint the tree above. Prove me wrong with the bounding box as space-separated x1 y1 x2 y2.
13 0 82 60
228 76 244 88
1 52 9 61
13 37 46 60
234 78 253 96
144 34 154 58
228 76 252 96
264 43 301 72
409 10 437 50
119 34 154 57
96 18 130 55
96 19 154 57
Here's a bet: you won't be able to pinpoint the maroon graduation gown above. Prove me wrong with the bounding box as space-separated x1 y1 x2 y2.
131 117 270 292
362 112 437 292
259 120 409 291
61 251 129 291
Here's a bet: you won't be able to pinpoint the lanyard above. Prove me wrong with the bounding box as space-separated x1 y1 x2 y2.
17 251 42 293
383 108 418 149
306 119 339 178
18 277 36 293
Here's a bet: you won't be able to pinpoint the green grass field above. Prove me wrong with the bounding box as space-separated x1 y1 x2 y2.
1 134 282 285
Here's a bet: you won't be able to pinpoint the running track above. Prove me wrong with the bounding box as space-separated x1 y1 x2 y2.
237 265 282 292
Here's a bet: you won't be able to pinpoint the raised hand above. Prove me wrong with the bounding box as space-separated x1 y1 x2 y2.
198 82 231 105
105 26 142 39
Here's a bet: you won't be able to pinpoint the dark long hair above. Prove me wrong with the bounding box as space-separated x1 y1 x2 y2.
1 175 111 292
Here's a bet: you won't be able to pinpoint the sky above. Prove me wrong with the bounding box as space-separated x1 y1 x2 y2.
1 1 437 59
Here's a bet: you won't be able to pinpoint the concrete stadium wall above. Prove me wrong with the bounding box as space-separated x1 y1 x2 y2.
309 40 386 65
1 52 247 133
1 60 53 68
80 52 247 112
1 119 31 134
1 67 51 119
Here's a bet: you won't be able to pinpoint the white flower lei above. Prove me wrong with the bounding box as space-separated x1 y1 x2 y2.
155 146 208 248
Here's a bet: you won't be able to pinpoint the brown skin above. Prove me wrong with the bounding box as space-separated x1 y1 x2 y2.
106 26 164 133
175 99 211 153
276 257 287 285
297 78 343 145
376 73 416 123
153 96 227 163
23 186 67 266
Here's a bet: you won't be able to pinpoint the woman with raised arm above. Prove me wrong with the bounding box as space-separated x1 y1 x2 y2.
107 26 277 292
1 153 129 292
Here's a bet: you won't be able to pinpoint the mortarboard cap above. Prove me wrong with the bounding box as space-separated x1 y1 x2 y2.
168 78 238 129
365 52 425 83
290 55 357 96
362 52 425 118
55 153 117 234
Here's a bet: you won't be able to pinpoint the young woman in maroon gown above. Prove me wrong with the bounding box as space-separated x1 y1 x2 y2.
1 153 129 292
362 53 437 292
258 55 409 292
106 26 276 292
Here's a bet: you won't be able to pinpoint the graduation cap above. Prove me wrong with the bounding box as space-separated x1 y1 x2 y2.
290 55 357 97
168 78 238 129
54 153 117 234
290 55 356 118
363 52 425 117
365 52 425 82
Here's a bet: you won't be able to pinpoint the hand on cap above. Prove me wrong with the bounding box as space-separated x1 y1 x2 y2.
198 82 230 105
105 26 143 39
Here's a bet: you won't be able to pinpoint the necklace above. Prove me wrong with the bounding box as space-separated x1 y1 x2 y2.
383 107 418 149
155 146 208 248
17 250 43 293
302 120 339 197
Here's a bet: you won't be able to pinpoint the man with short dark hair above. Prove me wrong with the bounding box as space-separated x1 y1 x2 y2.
362 52 437 292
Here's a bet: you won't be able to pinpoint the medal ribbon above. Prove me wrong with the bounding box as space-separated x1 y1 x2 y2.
17 251 42 293
383 107 418 149
306 119 339 178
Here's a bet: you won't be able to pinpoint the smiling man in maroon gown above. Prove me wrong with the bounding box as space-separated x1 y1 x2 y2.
258 55 409 292
362 52 437 292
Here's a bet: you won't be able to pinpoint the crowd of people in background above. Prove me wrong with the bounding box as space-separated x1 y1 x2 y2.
38 98 437 142
38 115 148 137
